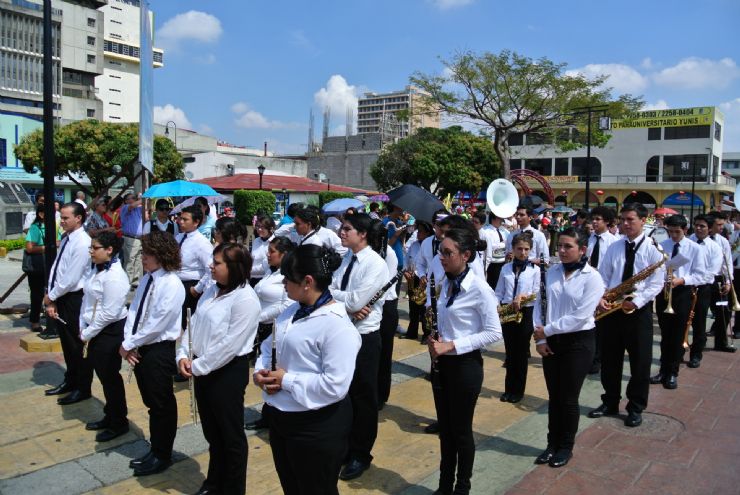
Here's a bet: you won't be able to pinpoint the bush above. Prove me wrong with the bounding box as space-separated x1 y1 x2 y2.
233 190 276 226
0 239 26 251
318 191 354 207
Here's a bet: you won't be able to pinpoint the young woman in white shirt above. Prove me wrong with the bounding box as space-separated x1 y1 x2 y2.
254 244 360 495
178 244 260 495
80 231 130 443
428 227 503 495
250 215 275 286
532 227 605 469
494 231 540 403
213 216 246 247
294 205 346 255
402 220 433 341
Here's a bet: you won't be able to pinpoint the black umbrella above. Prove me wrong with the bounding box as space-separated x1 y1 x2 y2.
387 185 446 223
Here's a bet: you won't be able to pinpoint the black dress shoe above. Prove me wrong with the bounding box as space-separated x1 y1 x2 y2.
45 382 73 396
507 394 523 404
86 418 110 431
500 393 511 402
548 449 572 468
424 422 440 434
96 424 129 442
625 411 642 427
339 459 370 481
57 390 91 405
133 455 172 476
663 375 678 390
31 326 43 333
129 451 154 468
534 446 555 465
195 485 218 495
38 330 59 340
421 336 429 345
649 372 665 385
245 416 268 431
588 404 618 418
687 357 701 368
714 346 737 353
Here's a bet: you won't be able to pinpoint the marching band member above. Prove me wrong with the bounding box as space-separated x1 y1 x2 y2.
294 205 347 256
586 206 619 374
255 245 360 495
330 213 388 481
250 215 275 286
494 231 540 403
532 227 604 468
706 212 737 352
650 215 705 390
213 216 246 247
428 227 502 495
402 220 433 342
178 243 260 495
688 215 724 367
731 223 740 340
485 213 509 290
176 206 213 328
471 212 495 278
120 231 185 476
416 211 448 286
588 204 665 428
273 202 304 243
504 205 549 264
80 231 130 442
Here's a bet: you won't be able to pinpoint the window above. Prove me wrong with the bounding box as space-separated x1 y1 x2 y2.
525 158 552 176
664 125 710 140
87 36 95 46
662 154 708 181
510 159 522 169
87 54 95 64
86 108 95 118
645 156 659 182
525 132 549 145
571 157 601 181
555 158 569 176
0 138 7 167
508 132 524 146
87 18 95 28
648 127 661 140
715 122 722 141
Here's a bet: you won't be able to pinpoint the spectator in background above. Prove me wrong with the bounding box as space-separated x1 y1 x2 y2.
120 193 144 286
25 205 61 335
194 197 217 241
143 199 178 236
105 196 124 239
24 193 60 233
85 198 113 237
369 202 381 220
74 191 87 210
383 203 405 276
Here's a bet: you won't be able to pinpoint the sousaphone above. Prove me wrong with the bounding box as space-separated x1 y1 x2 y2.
486 179 519 219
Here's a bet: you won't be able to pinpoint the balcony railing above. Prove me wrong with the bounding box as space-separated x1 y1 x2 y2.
581 174 736 187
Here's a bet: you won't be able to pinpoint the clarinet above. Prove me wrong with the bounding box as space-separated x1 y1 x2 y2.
429 273 440 377
351 269 404 322
539 254 547 325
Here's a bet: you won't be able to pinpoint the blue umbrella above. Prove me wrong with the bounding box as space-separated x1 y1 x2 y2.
322 197 364 215
142 180 219 198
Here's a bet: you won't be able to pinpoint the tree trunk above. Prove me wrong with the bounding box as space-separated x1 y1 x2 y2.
492 138 510 179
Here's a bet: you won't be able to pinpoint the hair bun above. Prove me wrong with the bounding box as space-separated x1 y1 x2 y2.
475 238 487 252
323 248 342 273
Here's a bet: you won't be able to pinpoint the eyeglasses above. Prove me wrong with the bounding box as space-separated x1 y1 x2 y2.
89 245 105 251
439 249 459 258
340 226 355 232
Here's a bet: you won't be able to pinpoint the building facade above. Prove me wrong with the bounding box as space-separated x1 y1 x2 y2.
307 133 382 191
357 85 440 139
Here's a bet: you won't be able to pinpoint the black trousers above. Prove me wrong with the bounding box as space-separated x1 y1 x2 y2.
378 298 399 404
181 279 199 330
734 269 740 334
28 270 46 325
348 330 381 464
267 397 352 495
543 330 594 452
710 279 733 348
57 290 93 394
502 306 534 396
406 276 428 339
433 350 483 494
656 286 693 375
134 340 178 460
253 322 273 357
195 355 250 495
592 318 606 368
600 304 653 413
691 284 712 360
88 318 128 428
486 263 504 292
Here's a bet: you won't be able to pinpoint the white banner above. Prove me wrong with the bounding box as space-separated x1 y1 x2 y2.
138 0 154 173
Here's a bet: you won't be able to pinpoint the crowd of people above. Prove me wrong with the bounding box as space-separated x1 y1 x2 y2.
21 190 740 495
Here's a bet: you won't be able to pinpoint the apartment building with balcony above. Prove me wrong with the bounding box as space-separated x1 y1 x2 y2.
357 85 440 139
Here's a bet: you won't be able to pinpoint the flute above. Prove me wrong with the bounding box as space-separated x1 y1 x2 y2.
351 269 404 323
187 308 198 425
429 273 440 377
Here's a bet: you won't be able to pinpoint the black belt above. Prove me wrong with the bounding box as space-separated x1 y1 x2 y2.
546 328 593 344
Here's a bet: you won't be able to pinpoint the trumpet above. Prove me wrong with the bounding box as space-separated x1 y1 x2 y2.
682 288 698 350
663 266 675 314
498 293 537 324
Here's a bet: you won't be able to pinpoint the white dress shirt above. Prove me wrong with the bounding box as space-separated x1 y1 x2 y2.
256 302 361 412
250 235 273 279
416 235 441 278
436 270 502 355
505 225 549 262
731 229 740 268
255 268 293 323
598 232 665 310
689 234 723 284
79 261 129 341
274 221 295 238
122 269 185 351
488 225 509 264
176 229 213 291
143 218 179 236
494 262 540 305
383 246 399 302
330 246 388 334
425 255 485 306
405 239 422 271
176 283 260 376
299 227 348 256
47 227 91 301
660 237 706 287
586 231 619 271
711 233 733 280
475 228 496 272
533 263 605 343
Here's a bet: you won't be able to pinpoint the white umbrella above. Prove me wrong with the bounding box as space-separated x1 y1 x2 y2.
169 195 226 215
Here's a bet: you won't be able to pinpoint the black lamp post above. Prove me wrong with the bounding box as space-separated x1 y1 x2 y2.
164 120 177 148
258 164 266 190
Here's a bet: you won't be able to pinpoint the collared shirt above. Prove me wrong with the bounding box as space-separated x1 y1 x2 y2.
299 227 348 256
494 262 540 305
250 235 273 278
274 221 297 241
416 235 441 278
425 255 485 306
330 245 388 334
405 238 422 271
475 228 496 272
122 269 185 351
176 283 260 376
80 261 129 341
689 234 723 284
711 233 734 280
505 225 549 262
586 231 619 271
488 225 509 263
731 229 740 268
255 268 293 323
143 218 179 236
437 270 502 355
47 227 91 301
119 204 143 237
255 302 361 412
660 237 705 287
176 229 213 292
533 263 605 342
598 232 665 310
383 246 399 302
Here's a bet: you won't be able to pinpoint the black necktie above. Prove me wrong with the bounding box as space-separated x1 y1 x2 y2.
622 241 636 282
496 229 503 242
340 255 357 290
131 275 154 335
672 242 679 258
590 235 601 268
432 239 440 256
179 233 188 247
50 236 69 290
697 238 704 245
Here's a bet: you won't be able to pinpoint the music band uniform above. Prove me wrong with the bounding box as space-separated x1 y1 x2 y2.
586 230 619 372
504 225 548 262
378 246 400 406
175 229 212 328
486 223 509 289
688 233 722 362
708 233 736 351
404 235 428 340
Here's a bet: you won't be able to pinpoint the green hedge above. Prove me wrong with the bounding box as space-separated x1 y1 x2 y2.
233 190 276 226
318 191 354 207
0 239 26 251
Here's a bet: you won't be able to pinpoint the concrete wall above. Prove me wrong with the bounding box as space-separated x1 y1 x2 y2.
0 113 42 168
184 152 308 181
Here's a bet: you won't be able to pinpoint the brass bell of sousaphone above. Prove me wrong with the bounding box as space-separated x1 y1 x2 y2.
486 178 519 219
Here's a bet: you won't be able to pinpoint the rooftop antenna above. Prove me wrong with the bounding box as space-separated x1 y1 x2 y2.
322 107 330 141
308 108 315 153
346 106 353 137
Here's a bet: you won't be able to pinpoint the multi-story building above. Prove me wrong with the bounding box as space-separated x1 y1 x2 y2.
722 151 740 184
508 105 732 215
357 85 440 139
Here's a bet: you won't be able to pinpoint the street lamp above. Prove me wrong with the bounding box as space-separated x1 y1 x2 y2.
164 120 177 148
282 188 288 215
569 105 610 210
258 164 266 190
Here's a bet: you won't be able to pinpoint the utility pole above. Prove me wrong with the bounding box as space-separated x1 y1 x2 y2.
42 0 57 268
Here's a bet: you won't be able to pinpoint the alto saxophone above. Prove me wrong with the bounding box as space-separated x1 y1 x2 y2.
498 293 537 324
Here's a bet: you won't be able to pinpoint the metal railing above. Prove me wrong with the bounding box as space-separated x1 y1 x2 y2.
564 174 735 187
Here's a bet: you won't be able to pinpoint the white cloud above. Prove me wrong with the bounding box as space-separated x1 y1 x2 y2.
195 53 217 65
153 104 192 129
157 11 222 49
289 30 319 55
313 75 360 119
719 98 740 151
640 57 653 69
429 0 474 9
230 102 249 114
653 57 740 90
232 103 302 129
566 63 648 93
642 100 670 111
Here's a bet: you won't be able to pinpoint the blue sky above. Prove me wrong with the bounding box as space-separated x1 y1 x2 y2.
150 0 740 154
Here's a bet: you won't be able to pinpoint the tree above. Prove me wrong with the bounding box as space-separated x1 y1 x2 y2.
14 119 184 198
233 190 276 226
318 191 354 207
370 126 500 196
411 50 643 177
